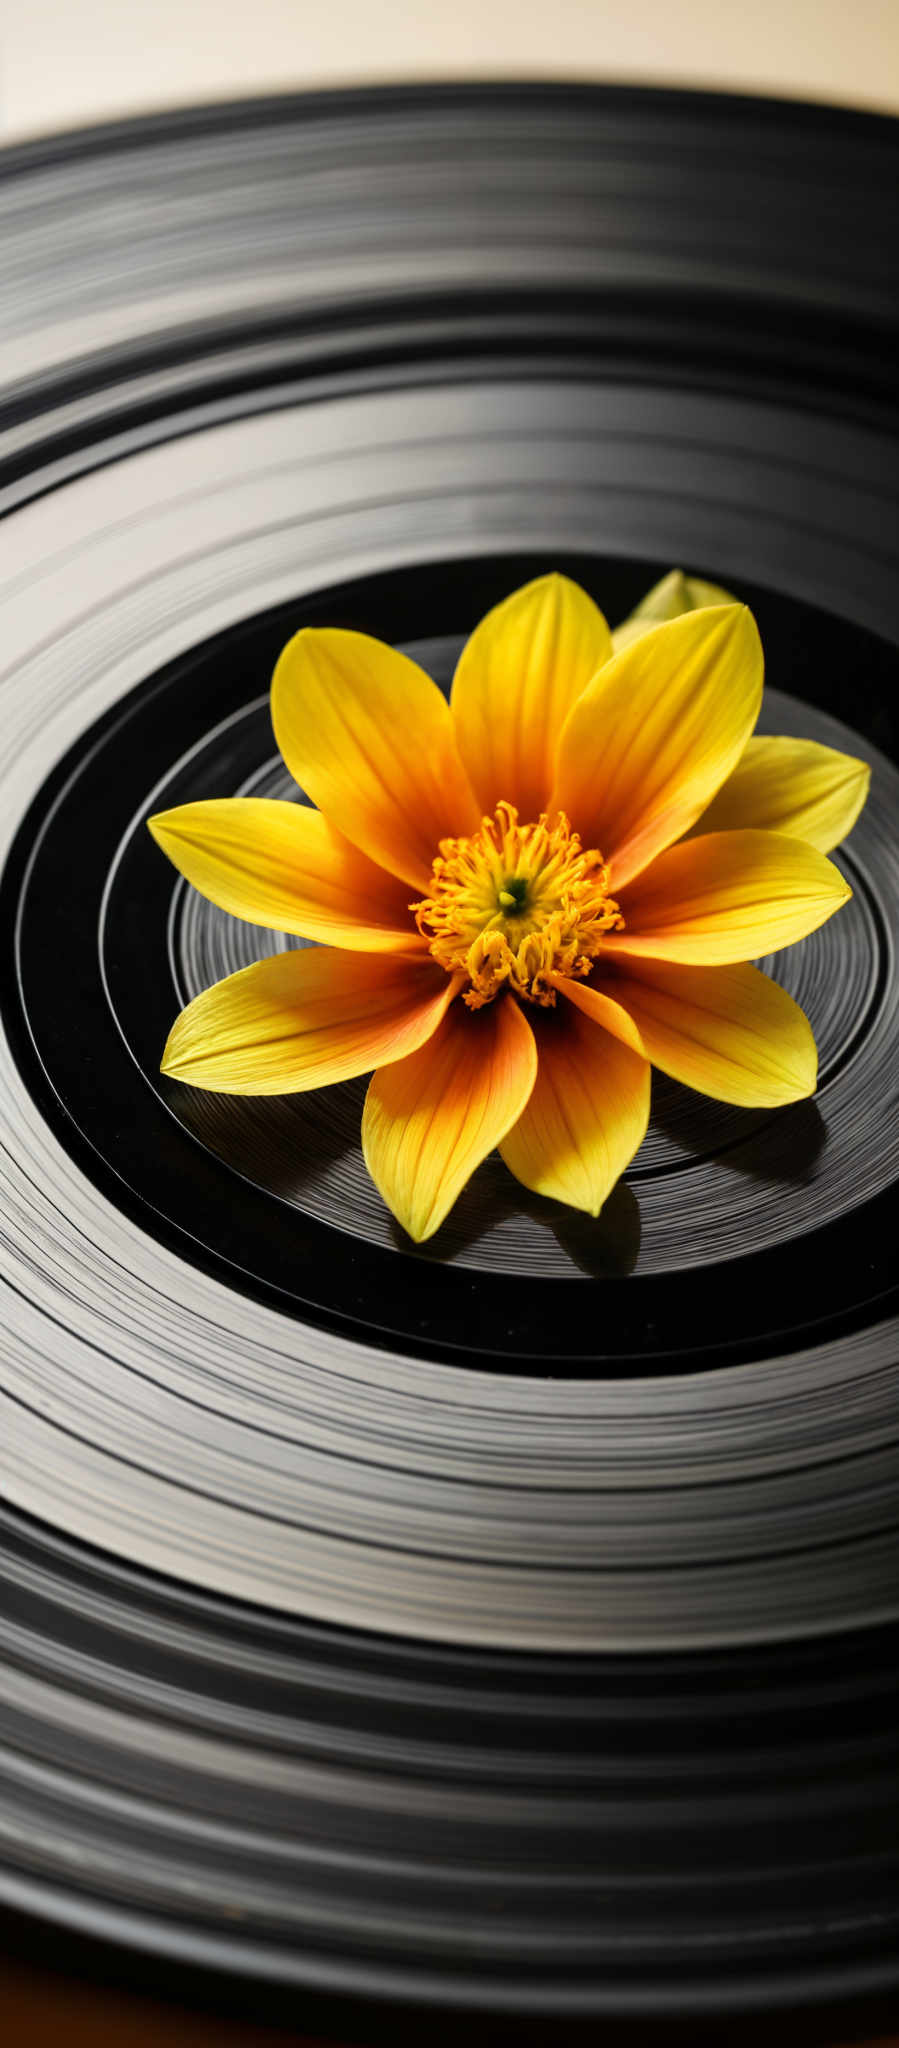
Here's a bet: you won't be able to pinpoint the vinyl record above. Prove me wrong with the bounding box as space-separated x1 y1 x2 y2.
0 85 898 2025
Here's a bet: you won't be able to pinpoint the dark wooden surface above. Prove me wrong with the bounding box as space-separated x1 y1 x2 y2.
0 1960 326 2045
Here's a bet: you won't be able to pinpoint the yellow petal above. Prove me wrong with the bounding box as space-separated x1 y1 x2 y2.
271 628 480 891
686 735 870 853
606 829 851 965
549 973 647 1057
499 1001 650 1217
161 949 459 1094
551 605 764 889
612 567 737 650
601 958 817 1107
361 995 537 1241
450 574 613 818
148 799 422 951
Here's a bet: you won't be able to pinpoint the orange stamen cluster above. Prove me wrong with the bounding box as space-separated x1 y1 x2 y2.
412 801 624 1008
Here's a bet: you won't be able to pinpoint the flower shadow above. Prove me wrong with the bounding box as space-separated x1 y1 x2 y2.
648 1083 828 1186
389 1171 642 1277
171 1077 365 1202
172 1074 641 1275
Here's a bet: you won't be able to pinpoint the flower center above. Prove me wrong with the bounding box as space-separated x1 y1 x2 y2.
412 801 624 1008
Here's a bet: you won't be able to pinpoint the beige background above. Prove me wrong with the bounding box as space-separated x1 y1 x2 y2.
0 0 897 141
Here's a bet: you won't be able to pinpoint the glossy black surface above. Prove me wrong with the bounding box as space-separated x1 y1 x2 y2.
0 84 898 2026
6 562 898 1369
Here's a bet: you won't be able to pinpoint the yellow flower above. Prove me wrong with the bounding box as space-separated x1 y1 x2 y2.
149 573 868 1242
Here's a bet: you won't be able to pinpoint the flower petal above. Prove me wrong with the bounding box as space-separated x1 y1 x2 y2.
549 973 647 1057
500 1001 650 1217
612 567 737 650
686 735 870 853
606 829 851 965
271 628 480 891
361 995 537 1241
551 605 764 889
600 958 817 1107
148 798 422 951
450 574 613 818
161 949 459 1094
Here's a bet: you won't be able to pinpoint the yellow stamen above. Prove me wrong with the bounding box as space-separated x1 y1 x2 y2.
411 800 624 1008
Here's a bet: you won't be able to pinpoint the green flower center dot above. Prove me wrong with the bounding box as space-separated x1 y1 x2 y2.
498 876 529 912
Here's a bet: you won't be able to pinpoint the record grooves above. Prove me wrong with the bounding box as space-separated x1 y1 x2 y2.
0 84 898 2025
